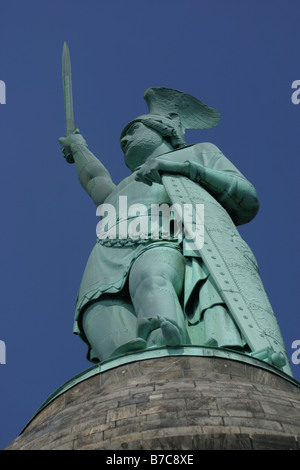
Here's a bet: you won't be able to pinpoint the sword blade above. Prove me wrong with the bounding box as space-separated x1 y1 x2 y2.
62 42 75 136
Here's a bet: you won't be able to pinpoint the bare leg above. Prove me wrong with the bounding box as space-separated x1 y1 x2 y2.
129 247 187 347
82 298 146 362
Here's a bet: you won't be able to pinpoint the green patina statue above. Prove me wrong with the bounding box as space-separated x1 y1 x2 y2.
59 44 292 376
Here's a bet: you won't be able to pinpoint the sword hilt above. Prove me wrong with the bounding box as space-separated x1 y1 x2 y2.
63 151 75 164
60 126 80 164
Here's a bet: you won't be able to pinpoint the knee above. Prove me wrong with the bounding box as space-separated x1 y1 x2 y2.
131 272 170 297
130 268 185 300
129 249 185 298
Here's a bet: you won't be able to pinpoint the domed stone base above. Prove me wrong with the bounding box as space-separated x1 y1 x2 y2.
5 352 300 450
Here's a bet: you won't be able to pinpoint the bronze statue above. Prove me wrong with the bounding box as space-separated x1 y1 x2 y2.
59 43 292 376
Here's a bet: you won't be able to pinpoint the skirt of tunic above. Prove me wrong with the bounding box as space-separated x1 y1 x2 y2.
74 238 227 361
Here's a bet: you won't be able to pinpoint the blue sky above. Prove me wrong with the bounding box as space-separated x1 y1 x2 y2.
0 0 300 449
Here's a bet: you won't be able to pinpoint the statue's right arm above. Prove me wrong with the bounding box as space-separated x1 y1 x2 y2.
59 133 116 206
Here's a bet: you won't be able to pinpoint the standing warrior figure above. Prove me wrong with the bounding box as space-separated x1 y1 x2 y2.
59 49 291 376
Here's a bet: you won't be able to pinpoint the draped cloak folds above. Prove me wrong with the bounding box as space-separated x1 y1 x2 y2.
73 142 291 375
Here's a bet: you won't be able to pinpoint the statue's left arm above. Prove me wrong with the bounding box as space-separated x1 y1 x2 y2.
183 158 260 225
135 145 260 226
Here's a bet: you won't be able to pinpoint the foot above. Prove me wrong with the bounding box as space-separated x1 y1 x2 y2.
160 319 184 346
137 316 161 340
204 337 218 347
109 338 147 359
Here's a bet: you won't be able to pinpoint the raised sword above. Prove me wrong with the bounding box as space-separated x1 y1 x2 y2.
62 41 77 163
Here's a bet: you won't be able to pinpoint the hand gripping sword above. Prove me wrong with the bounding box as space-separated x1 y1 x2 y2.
62 41 78 163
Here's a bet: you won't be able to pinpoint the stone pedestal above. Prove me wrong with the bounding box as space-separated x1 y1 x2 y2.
5 351 300 450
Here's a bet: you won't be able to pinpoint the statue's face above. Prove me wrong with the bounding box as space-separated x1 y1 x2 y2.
120 121 164 171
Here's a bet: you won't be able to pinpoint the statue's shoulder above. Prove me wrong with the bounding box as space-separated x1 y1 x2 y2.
162 142 222 167
173 142 222 157
192 142 221 154
175 142 223 166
